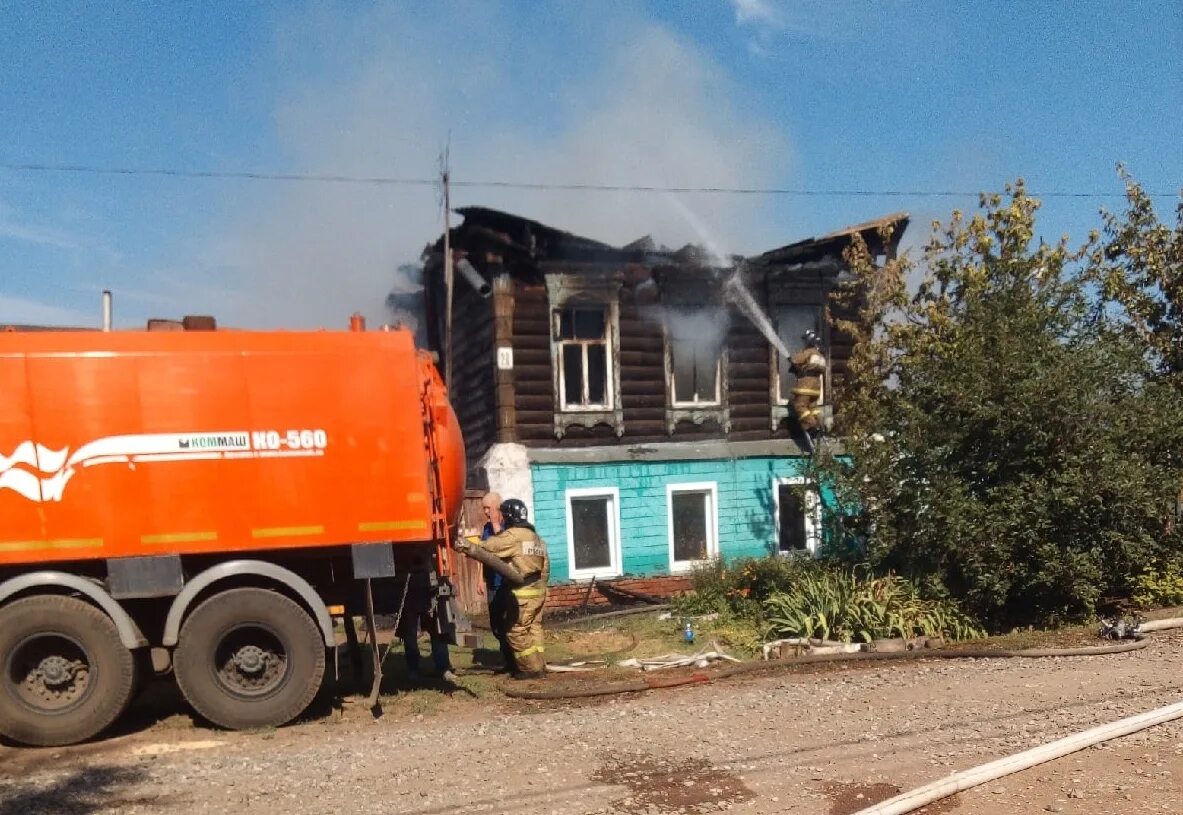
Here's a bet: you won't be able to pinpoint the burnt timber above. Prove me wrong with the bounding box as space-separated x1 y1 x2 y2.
420 207 908 481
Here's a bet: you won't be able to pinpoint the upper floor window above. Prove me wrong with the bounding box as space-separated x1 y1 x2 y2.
555 305 612 411
774 305 822 404
666 313 723 407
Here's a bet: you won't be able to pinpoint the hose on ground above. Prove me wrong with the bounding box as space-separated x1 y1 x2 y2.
506 637 1153 700
851 618 1183 815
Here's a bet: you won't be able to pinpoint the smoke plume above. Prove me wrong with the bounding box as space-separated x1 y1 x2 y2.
178 4 792 330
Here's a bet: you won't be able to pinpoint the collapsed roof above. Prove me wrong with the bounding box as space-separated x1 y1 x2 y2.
423 206 909 280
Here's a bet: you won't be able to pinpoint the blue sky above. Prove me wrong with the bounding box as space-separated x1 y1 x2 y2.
1 1 1179 328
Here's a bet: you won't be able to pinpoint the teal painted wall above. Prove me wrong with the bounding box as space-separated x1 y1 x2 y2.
530 456 820 582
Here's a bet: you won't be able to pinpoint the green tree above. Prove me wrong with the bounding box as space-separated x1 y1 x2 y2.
815 179 1183 630
1094 167 1183 384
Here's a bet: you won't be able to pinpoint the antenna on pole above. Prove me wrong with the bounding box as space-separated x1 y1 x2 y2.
441 139 454 394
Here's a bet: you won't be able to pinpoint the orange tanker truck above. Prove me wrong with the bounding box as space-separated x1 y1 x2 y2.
0 317 466 746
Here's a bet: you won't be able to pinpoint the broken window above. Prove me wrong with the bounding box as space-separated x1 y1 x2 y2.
567 489 621 578
666 310 723 406
776 479 820 554
775 306 821 404
669 484 717 568
556 305 611 410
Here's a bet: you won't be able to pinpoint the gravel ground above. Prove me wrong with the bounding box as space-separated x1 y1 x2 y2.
1 631 1181 815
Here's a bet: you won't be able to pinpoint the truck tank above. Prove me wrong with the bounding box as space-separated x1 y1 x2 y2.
0 320 466 746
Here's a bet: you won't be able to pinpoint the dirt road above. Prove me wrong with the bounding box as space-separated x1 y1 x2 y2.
2 631 1181 815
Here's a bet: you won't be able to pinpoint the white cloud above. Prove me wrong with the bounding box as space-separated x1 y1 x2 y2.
193 6 794 330
730 0 785 28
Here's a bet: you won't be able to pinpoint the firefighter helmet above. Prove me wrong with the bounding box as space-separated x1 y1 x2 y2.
802 329 822 348
500 498 529 527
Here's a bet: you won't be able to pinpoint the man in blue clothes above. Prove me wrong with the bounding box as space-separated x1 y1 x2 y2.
480 491 516 674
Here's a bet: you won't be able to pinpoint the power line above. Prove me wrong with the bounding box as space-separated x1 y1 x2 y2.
1 161 1177 199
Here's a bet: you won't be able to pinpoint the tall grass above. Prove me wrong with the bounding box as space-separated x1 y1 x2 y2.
763 565 984 642
671 556 984 643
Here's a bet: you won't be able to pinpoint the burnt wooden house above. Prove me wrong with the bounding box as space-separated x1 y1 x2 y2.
420 207 907 587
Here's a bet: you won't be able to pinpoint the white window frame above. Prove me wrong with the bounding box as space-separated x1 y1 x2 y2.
666 482 719 571
555 305 615 412
565 486 622 580
664 324 724 408
772 476 821 555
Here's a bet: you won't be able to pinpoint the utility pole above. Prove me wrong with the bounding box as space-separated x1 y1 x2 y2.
441 148 454 394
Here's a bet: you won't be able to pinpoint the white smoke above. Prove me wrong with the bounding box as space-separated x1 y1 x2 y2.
170 4 792 329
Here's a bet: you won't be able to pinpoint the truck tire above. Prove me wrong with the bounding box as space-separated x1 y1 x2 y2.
0 595 136 747
173 587 325 731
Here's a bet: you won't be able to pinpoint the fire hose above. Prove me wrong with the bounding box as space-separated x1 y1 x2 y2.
503 638 1153 700
503 618 1183 813
850 617 1183 815
453 538 526 587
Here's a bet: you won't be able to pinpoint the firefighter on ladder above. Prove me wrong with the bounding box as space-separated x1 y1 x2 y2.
456 498 549 679
789 329 827 449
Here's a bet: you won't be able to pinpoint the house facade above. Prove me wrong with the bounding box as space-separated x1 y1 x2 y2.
419 207 907 598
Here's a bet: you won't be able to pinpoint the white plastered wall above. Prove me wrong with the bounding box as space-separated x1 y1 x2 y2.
477 442 535 522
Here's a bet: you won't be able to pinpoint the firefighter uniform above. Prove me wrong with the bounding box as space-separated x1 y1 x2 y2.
789 344 826 433
476 525 549 676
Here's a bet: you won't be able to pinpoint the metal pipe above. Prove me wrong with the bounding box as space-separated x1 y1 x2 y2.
101 290 112 331
456 258 492 299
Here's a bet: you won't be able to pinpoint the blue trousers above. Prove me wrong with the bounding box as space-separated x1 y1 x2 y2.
402 622 452 674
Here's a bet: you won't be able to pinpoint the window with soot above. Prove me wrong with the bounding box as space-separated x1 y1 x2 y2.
666 310 723 406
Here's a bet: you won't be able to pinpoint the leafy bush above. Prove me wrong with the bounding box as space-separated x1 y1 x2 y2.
671 556 983 645
814 178 1183 630
670 555 821 618
763 566 984 643
1131 562 1183 609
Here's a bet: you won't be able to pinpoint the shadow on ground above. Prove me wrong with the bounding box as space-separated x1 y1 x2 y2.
0 765 164 814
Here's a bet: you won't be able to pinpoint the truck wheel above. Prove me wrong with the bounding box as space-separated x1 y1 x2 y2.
0 595 136 747
173 587 325 731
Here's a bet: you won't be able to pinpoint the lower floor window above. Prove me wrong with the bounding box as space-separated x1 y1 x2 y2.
775 478 820 554
668 483 718 569
566 488 621 578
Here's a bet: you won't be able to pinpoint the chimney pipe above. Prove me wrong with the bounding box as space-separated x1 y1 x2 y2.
350 313 366 331
456 258 492 298
102 290 112 332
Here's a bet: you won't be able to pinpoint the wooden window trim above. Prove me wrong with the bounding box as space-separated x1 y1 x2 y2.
546 274 624 439
662 319 730 435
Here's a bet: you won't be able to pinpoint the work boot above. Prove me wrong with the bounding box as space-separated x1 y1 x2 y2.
511 670 546 681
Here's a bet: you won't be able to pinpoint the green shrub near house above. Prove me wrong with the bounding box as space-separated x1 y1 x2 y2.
670 556 983 644
811 174 1183 631
1132 561 1183 609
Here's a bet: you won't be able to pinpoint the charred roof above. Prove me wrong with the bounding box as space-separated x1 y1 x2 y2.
424 206 908 281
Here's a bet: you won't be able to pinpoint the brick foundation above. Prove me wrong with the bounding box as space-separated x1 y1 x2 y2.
544 575 693 609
